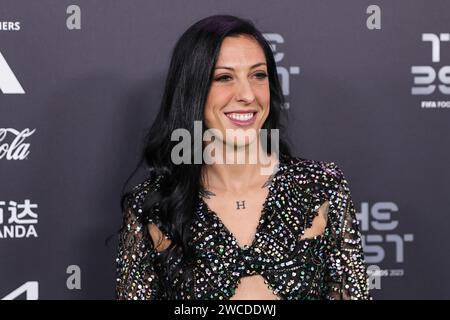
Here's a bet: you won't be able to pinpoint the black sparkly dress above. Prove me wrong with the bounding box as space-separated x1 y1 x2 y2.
116 153 371 300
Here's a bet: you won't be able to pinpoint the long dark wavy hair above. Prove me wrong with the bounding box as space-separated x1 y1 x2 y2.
120 14 291 298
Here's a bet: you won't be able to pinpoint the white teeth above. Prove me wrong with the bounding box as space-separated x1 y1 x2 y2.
226 112 254 121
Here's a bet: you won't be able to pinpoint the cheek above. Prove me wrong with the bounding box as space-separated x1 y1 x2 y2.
255 85 271 117
203 87 232 126
203 104 214 129
204 89 217 125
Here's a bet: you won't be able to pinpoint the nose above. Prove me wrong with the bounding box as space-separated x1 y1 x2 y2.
235 79 256 104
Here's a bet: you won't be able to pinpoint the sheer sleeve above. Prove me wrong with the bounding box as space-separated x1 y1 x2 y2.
115 188 161 300
322 162 371 300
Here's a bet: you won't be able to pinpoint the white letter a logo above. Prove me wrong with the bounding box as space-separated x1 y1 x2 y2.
0 51 25 94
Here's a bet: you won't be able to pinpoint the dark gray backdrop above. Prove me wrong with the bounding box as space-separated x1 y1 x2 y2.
1 0 449 299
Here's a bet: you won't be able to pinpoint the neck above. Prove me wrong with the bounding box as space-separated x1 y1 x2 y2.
201 141 279 194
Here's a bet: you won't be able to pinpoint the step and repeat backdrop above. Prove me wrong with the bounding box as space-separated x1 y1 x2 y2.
1 0 449 299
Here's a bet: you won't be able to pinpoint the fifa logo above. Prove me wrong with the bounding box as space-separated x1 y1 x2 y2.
411 33 450 95
357 202 414 278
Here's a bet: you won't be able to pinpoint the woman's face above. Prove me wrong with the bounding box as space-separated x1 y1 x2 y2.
204 35 270 148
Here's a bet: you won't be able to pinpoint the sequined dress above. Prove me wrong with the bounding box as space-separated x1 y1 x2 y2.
116 154 371 300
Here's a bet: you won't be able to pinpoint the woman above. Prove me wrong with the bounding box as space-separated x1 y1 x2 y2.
116 15 370 300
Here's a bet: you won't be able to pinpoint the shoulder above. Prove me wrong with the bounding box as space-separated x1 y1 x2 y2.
124 172 165 222
280 153 349 191
280 155 355 226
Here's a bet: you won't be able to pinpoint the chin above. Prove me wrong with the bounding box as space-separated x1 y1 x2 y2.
223 132 258 148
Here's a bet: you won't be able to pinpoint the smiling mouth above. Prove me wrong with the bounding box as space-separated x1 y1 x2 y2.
224 111 257 126
225 112 256 122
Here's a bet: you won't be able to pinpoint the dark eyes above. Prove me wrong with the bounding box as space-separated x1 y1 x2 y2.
214 72 268 82
214 75 232 82
254 72 268 80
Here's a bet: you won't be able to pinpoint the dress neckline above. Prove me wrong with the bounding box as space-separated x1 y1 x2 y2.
198 152 289 251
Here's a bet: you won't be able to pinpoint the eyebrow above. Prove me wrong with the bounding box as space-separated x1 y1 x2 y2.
215 62 267 70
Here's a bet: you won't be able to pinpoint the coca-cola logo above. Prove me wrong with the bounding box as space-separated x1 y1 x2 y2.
0 128 35 160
